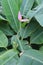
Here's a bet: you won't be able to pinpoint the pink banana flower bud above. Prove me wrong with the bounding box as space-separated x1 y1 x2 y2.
18 11 29 22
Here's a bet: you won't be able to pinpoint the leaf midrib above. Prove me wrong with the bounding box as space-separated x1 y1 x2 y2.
24 54 43 64
2 53 17 65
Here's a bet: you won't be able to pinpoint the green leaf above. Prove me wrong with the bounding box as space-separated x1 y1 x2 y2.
39 46 43 53
30 26 43 44
0 6 2 13
35 13 43 27
19 19 43 44
26 4 43 26
15 0 22 9
0 49 18 65
0 30 8 47
0 22 14 36
18 49 43 65
4 55 19 65
19 19 40 39
36 0 43 4
20 0 34 16
2 0 21 32
34 4 43 27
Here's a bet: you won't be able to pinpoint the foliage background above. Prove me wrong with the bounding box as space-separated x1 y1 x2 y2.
0 0 43 65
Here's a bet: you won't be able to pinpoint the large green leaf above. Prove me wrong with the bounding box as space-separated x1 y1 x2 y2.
18 49 43 65
20 0 34 16
0 30 8 47
0 49 18 65
2 0 21 32
25 4 43 26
